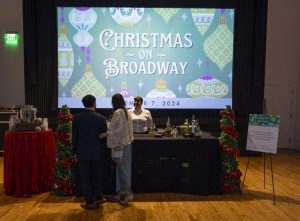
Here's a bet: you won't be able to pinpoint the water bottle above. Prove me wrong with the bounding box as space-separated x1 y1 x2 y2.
166 116 171 128
191 115 196 133
106 115 112 129
195 119 201 136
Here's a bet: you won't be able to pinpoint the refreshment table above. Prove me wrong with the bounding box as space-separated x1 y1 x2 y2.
4 129 56 197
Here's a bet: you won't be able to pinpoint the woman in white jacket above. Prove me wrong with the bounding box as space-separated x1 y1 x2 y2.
102 93 133 205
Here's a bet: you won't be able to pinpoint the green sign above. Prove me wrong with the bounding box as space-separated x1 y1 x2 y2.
248 114 280 127
4 33 19 47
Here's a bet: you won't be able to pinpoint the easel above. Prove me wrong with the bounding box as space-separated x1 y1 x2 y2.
240 99 276 204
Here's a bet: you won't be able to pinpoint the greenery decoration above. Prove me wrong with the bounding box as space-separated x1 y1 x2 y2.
219 105 242 193
52 105 76 195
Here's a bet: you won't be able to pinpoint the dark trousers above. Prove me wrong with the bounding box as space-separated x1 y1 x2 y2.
78 160 103 204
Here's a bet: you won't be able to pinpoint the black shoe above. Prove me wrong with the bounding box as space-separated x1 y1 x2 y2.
95 197 107 206
80 202 99 210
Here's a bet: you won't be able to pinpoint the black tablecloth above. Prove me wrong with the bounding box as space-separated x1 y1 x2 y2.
76 132 222 195
98 132 222 195
131 132 222 194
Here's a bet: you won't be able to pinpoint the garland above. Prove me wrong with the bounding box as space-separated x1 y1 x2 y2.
219 105 242 193
52 105 77 196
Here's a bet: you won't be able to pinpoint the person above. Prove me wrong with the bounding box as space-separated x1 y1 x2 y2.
128 96 153 133
72 94 107 210
100 93 134 205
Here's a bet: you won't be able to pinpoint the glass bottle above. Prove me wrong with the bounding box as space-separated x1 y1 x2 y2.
195 119 201 136
166 116 171 128
183 118 189 134
191 115 196 133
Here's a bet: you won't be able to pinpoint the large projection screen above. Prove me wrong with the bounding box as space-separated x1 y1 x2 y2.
57 7 234 109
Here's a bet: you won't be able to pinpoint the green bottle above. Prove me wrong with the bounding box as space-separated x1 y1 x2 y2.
183 118 189 134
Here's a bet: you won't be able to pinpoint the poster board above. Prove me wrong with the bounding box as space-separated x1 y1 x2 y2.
246 114 280 154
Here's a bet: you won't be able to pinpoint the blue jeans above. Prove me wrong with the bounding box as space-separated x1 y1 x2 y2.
116 143 132 196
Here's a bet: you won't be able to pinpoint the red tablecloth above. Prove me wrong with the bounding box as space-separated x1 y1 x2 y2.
4 129 56 197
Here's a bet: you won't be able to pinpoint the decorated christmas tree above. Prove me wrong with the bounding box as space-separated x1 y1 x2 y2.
219 105 242 193
52 105 76 195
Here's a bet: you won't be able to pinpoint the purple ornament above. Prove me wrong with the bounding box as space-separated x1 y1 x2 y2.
86 48 91 63
202 75 213 80
120 89 130 97
221 9 225 15
76 7 90 11
60 16 65 25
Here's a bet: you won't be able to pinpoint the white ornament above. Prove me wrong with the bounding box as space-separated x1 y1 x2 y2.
110 8 144 27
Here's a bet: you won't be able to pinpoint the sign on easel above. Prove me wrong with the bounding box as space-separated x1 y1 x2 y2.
246 114 280 154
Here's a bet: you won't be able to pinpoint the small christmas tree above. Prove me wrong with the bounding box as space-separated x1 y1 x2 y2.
52 105 76 195
219 105 242 193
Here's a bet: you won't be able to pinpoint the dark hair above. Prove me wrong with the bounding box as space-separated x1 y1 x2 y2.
134 96 143 103
82 94 96 108
111 93 128 119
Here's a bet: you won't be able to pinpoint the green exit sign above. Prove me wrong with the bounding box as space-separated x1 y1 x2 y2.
4 33 19 47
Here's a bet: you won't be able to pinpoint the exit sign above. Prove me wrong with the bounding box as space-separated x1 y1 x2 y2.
4 33 19 47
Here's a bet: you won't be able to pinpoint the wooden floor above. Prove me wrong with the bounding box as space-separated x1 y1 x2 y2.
1 149 300 221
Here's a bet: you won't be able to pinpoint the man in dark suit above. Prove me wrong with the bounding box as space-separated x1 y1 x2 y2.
72 94 107 210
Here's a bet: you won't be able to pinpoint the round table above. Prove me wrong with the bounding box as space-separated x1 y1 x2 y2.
4 129 56 197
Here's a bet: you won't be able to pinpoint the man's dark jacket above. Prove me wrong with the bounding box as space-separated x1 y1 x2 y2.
72 109 107 160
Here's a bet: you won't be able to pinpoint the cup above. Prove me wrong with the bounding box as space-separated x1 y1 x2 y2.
42 118 48 131
149 125 154 135
9 115 16 131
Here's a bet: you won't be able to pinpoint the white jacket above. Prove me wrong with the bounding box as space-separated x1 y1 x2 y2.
107 109 133 149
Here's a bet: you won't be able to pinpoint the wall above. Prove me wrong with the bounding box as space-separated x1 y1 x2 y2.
0 0 24 106
264 0 300 149
295 1 300 150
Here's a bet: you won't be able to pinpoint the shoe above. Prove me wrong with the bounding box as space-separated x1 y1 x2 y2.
95 197 107 206
118 194 133 205
80 202 99 210
114 191 125 201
